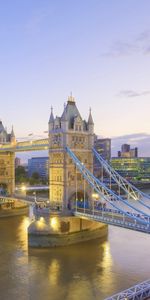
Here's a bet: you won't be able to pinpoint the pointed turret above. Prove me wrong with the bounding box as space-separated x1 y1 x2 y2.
88 108 94 125
88 108 94 133
10 125 16 143
0 120 5 133
61 103 68 131
11 126 15 137
61 103 67 121
0 121 8 143
49 106 54 123
49 106 54 131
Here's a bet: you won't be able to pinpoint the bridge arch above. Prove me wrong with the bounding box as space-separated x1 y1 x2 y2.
68 190 89 209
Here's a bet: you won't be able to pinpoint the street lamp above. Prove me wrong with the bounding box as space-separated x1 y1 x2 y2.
21 185 26 192
92 193 99 215
33 191 37 203
21 185 27 197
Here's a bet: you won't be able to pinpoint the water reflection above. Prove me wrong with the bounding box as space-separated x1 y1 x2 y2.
0 213 150 300
48 259 60 286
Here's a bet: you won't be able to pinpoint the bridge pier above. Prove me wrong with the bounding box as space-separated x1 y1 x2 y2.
28 208 108 247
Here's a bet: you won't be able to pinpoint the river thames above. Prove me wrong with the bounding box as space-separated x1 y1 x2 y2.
0 210 149 300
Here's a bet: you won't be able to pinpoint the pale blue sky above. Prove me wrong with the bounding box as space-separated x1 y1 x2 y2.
0 0 150 156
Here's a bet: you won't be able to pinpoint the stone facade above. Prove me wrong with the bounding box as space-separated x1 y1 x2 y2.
48 95 94 208
0 122 15 195
0 152 15 195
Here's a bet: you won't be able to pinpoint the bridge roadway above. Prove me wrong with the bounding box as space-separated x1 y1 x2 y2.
74 208 150 234
1 195 150 233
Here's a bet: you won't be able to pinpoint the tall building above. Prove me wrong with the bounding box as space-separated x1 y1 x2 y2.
48 95 94 206
94 137 111 178
94 138 111 161
118 144 138 158
28 157 49 179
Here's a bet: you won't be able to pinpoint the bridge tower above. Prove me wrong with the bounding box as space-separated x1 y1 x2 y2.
29 96 108 247
48 95 94 208
0 122 15 195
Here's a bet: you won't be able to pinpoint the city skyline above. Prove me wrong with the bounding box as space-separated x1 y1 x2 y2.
0 0 150 155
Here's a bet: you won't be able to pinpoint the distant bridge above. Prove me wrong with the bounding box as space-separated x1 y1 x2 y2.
0 138 49 152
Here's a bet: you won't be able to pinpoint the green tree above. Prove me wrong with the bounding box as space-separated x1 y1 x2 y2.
15 166 28 184
29 172 40 185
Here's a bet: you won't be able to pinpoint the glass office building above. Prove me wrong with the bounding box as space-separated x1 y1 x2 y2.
111 157 150 181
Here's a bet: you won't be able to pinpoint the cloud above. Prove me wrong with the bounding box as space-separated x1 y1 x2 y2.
117 90 150 98
103 30 150 57
103 41 138 57
111 133 150 157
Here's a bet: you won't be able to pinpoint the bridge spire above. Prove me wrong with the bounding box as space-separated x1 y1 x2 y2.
49 106 54 123
88 107 94 125
10 125 16 143
68 92 75 103
11 125 15 137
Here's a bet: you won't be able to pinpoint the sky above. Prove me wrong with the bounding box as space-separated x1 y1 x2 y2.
0 0 150 158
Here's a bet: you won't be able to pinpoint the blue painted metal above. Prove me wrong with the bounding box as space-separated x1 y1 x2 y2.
104 279 150 300
74 211 150 233
93 147 150 209
66 147 150 226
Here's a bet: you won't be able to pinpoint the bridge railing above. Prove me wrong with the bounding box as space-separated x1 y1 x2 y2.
75 210 150 233
104 279 150 300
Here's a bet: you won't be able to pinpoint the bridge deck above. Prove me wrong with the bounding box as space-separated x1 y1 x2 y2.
74 209 150 234
0 138 49 152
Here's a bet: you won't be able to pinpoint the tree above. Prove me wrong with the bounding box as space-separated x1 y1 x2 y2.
15 166 28 184
29 172 40 185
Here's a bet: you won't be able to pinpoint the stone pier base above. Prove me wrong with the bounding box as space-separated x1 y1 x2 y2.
28 214 108 247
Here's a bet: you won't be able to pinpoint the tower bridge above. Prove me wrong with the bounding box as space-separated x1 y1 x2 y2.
0 95 150 237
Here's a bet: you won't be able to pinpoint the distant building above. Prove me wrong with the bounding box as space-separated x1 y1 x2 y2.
94 137 111 178
118 144 138 158
111 157 150 181
28 157 49 179
15 157 21 168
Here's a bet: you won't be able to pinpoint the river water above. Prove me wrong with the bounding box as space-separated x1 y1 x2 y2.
0 216 150 300
0 209 150 299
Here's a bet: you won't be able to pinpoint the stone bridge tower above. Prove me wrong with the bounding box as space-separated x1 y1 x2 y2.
0 122 15 195
48 95 94 208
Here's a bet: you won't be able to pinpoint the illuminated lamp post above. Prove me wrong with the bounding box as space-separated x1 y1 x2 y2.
92 192 99 215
